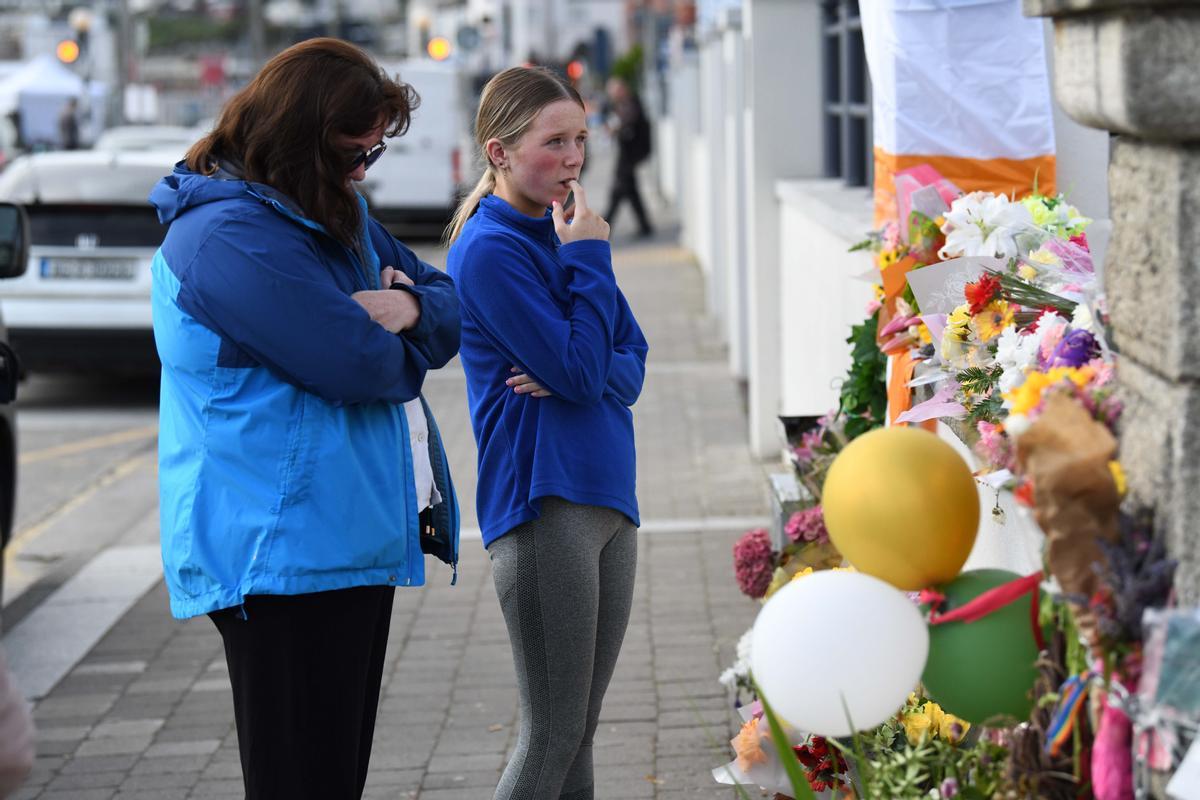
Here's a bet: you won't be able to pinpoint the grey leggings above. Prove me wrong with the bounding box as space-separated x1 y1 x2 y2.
488 497 638 800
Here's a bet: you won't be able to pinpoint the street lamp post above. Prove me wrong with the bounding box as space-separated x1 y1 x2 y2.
67 5 93 141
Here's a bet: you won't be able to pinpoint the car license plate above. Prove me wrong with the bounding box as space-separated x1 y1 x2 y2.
40 258 139 281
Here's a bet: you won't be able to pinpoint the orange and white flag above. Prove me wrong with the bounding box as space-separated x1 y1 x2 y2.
860 0 1057 223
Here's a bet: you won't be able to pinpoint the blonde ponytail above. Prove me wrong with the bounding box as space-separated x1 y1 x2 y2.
444 66 583 246
445 167 497 245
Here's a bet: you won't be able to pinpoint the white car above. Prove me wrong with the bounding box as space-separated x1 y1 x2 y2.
92 125 200 157
364 60 475 236
0 149 175 374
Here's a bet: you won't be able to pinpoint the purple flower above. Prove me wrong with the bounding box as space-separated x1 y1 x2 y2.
733 528 776 598
1048 329 1099 368
784 507 829 544
940 777 960 798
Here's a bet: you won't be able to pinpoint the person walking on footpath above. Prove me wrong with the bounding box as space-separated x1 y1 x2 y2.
446 66 649 800
148 38 460 800
602 76 654 238
57 97 80 150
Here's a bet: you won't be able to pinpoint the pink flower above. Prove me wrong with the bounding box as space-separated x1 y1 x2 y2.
882 222 901 250
1087 358 1115 387
1046 237 1094 274
733 528 776 598
785 507 829 544
865 297 882 314
1038 320 1068 367
973 420 1015 470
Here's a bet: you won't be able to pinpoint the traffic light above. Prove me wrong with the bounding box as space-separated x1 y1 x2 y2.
427 36 452 61
56 39 80 64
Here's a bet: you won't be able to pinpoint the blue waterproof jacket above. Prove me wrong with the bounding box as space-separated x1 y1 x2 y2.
149 163 460 620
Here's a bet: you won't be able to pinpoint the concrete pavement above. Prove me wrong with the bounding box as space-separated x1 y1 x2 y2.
9 159 772 799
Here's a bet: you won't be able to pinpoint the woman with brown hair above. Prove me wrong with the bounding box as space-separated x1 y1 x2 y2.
149 38 461 799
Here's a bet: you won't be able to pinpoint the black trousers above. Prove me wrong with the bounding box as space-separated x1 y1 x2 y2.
605 161 653 235
209 585 396 800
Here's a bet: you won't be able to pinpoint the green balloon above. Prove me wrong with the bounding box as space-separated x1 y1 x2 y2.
921 568 1040 726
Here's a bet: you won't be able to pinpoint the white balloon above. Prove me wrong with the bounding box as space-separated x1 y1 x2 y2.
750 570 929 738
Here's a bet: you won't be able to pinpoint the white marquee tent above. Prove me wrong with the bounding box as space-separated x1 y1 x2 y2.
0 55 106 148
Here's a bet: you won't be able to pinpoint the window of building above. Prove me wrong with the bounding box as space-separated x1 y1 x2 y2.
822 0 872 188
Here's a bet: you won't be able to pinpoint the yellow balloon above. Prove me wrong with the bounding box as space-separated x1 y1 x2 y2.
822 427 979 590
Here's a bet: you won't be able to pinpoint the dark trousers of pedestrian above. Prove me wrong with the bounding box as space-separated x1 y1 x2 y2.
605 161 653 236
209 585 396 800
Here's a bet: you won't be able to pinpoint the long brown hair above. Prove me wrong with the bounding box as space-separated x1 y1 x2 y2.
187 38 418 247
445 66 583 244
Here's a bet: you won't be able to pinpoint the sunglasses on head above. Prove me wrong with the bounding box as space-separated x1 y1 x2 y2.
349 141 387 172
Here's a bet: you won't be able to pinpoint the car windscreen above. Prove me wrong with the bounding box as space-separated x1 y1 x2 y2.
26 205 166 249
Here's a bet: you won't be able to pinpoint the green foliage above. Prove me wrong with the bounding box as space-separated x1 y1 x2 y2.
840 313 889 440
148 16 242 51
956 365 1003 396
849 238 875 252
841 710 1008 799
990 268 1077 316
965 393 1005 426
609 44 644 87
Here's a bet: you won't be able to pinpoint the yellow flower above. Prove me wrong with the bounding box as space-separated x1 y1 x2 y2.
902 710 933 745
941 304 973 362
879 249 900 270
732 718 768 772
1018 263 1039 281
972 300 1014 342
947 304 971 334
922 702 945 734
789 566 816 584
918 323 932 345
1027 247 1060 267
873 284 885 302
1002 366 1097 416
1003 371 1051 416
907 692 920 709
1109 460 1127 496
940 714 971 744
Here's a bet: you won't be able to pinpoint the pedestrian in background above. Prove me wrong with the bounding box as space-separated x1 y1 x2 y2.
149 38 460 800
446 65 648 800
603 76 654 238
57 97 79 150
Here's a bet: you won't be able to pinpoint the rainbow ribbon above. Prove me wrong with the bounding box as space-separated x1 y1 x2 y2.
1045 672 1094 757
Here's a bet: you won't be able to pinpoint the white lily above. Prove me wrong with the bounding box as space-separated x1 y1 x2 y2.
938 192 1035 260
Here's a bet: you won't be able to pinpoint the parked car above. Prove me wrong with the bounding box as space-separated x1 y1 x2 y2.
0 149 174 374
92 125 200 157
0 202 30 611
365 59 475 236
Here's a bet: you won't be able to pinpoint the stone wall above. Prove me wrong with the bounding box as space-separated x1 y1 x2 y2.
1027 0 1200 603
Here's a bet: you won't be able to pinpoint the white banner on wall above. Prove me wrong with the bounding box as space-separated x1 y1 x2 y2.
860 0 1058 220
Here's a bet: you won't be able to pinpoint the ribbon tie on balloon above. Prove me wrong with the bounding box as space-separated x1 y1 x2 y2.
920 570 1046 652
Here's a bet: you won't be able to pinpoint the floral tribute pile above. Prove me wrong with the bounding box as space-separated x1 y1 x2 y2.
715 171 1196 800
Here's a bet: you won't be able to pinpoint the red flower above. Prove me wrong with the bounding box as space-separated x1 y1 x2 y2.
964 274 1002 315
1014 479 1036 507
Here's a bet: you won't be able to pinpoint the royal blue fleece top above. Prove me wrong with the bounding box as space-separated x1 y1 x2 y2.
447 195 648 545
